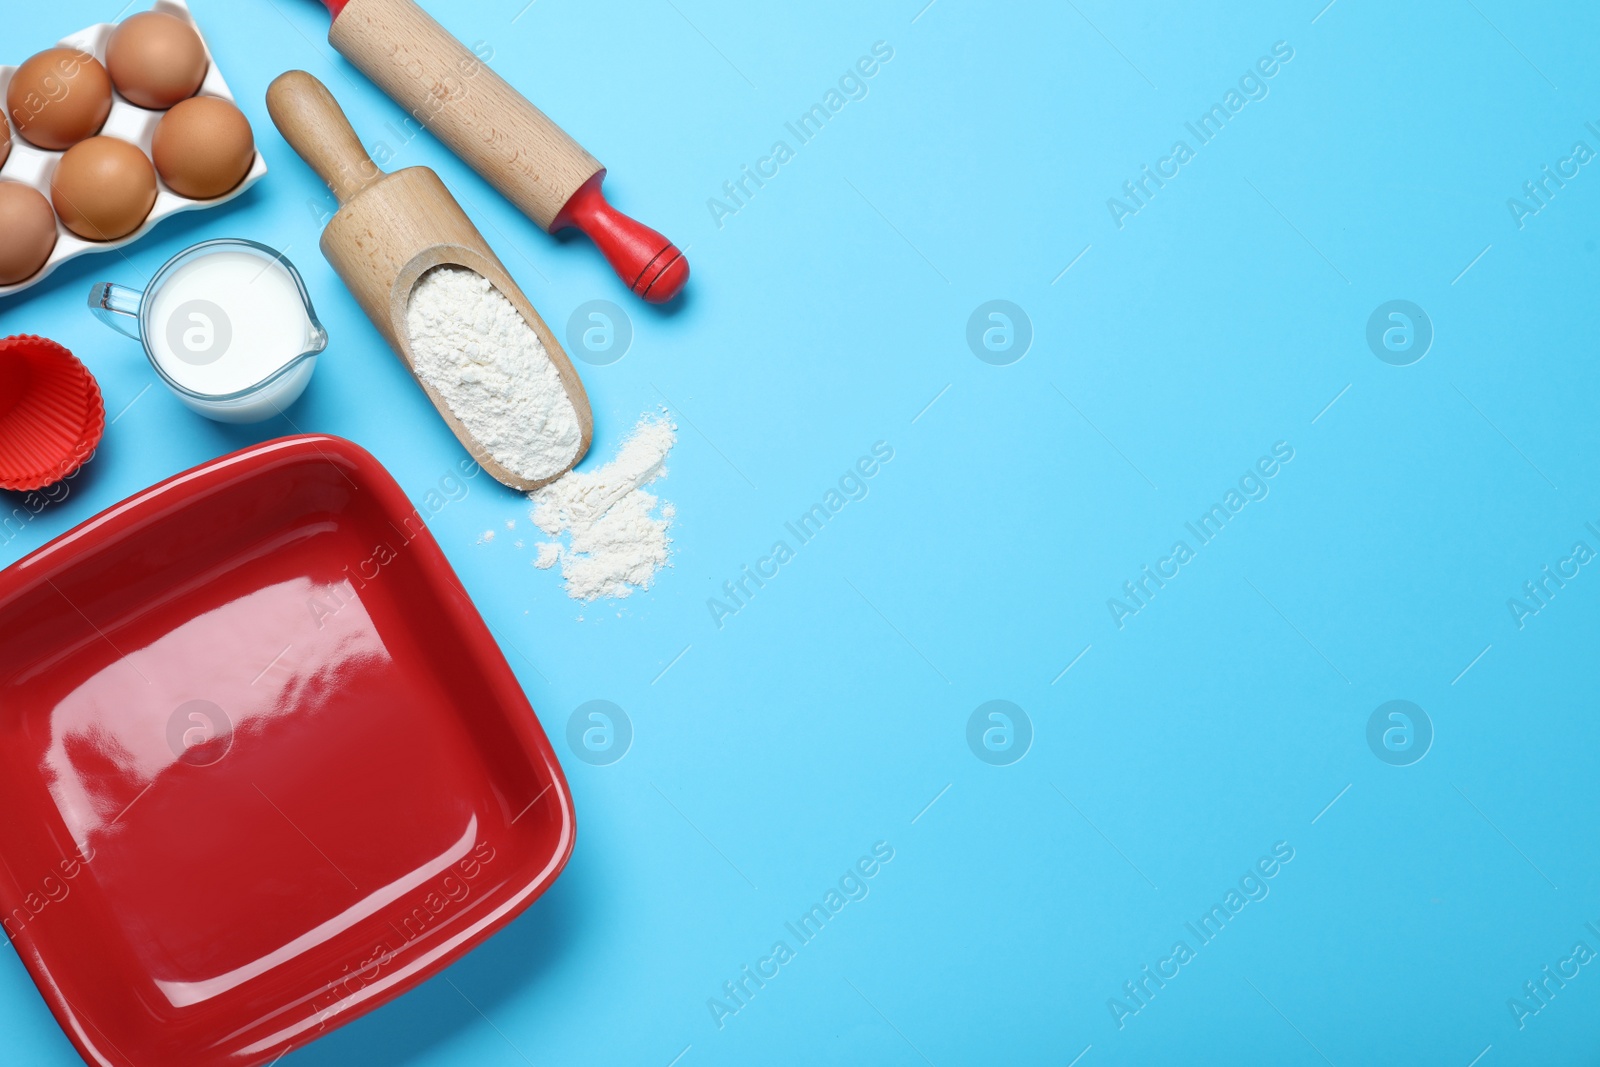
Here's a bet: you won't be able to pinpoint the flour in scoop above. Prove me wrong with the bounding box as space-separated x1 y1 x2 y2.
530 413 677 601
406 267 581 483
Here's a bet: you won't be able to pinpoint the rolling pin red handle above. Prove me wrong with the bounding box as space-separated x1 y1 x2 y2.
553 172 689 304
321 0 351 15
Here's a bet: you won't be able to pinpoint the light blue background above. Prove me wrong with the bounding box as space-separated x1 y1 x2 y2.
4 0 1600 1063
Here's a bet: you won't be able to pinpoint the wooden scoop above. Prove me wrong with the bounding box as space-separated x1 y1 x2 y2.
265 69 592 491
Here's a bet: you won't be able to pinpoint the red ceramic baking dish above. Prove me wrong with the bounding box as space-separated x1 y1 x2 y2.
0 435 574 1066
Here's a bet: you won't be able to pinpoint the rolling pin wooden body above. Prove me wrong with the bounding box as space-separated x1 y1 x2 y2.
321 0 689 303
266 70 593 491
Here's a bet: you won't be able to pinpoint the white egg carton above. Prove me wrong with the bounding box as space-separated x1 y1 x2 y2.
0 0 266 298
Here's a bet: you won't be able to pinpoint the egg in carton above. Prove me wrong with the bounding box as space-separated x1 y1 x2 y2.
0 0 267 298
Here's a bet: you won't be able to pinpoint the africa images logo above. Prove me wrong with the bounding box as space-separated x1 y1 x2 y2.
565 700 633 766
1366 700 1432 767
1365 300 1432 366
966 301 1033 366
165 700 233 767
166 300 232 366
565 300 632 366
966 700 1032 766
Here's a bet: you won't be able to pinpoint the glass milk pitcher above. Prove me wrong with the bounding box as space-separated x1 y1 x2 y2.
90 239 328 424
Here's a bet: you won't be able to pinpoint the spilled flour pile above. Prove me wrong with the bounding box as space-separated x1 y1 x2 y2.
530 413 677 600
407 266 582 483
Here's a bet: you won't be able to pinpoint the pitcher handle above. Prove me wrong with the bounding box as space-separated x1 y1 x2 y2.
88 282 144 341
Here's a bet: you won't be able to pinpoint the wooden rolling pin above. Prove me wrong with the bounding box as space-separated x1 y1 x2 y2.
316 0 689 304
266 70 593 491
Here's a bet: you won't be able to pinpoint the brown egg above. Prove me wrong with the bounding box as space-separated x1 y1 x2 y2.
6 49 113 150
0 182 58 284
0 118 10 169
51 137 157 241
152 97 254 200
106 12 209 110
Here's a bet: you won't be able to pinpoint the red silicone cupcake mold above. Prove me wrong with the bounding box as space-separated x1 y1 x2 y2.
0 335 106 491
